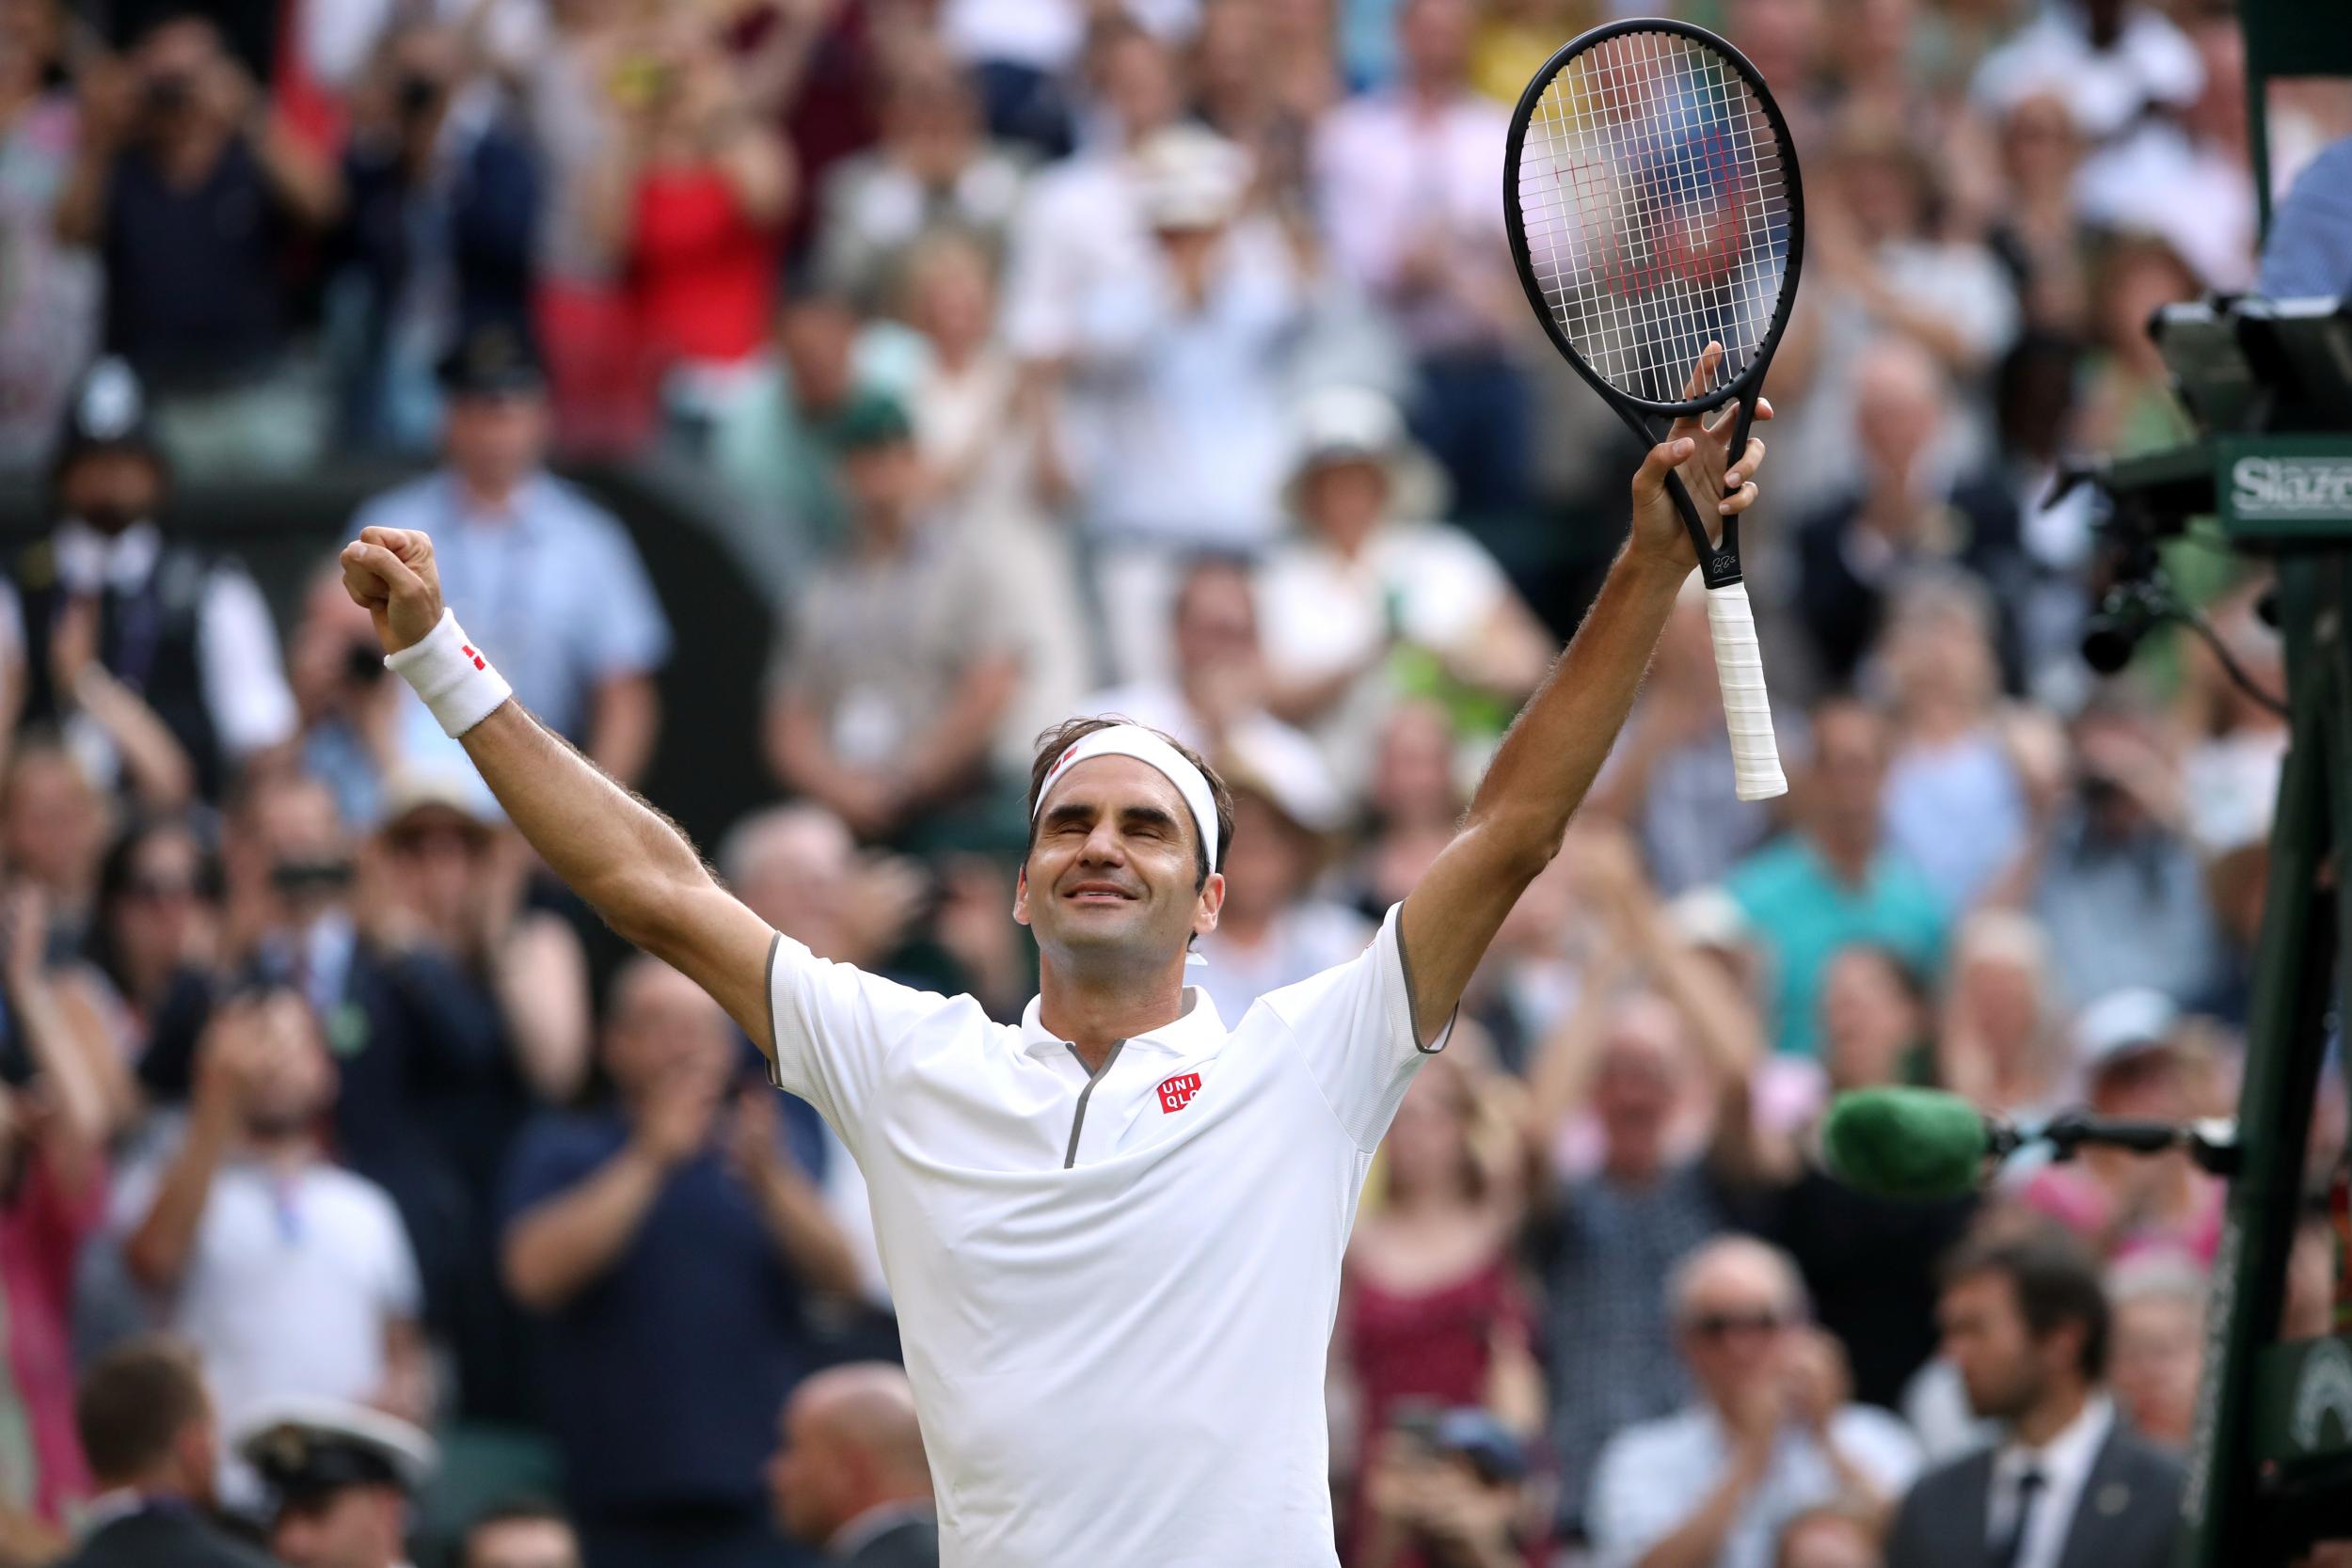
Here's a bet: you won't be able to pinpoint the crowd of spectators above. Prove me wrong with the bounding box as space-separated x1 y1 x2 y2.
1 0 2349 1564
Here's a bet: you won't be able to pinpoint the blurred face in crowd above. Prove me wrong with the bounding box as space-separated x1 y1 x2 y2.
1941 1268 2077 1422
1591 994 1687 1178
904 237 995 365
271 1484 404 1568
778 298 860 417
604 960 735 1108
730 809 858 955
2000 94 2080 200
4 745 105 898
1804 703 1889 854
1851 339 1947 489
464 1516 581 1568
1216 790 1313 925
242 990 337 1138
1728 0 1821 95
1948 936 2043 1064
1382 1054 1478 1203
1093 28 1181 145
1677 1244 1803 1410
245 774 354 927
133 18 230 143
444 390 549 499
383 805 493 938
881 44 978 179
1299 457 1390 555
58 447 167 535
1372 701 1461 829
1826 0 1909 84
1398 0 1472 92
1835 141 1927 243
0 0 60 95
2110 1284 2201 1449
1171 562 1260 673
1884 600 1997 717
377 24 461 150
841 438 926 536
1777 1512 1883 1568
107 821 208 990
1820 946 1920 1091
1017 757 1223 982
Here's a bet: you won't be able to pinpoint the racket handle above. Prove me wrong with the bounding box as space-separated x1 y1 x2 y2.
1703 580 1788 802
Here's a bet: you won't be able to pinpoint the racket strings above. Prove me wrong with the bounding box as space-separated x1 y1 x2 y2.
1517 30 1791 404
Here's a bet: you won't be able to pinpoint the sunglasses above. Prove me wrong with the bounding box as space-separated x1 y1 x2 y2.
1687 1309 1788 1340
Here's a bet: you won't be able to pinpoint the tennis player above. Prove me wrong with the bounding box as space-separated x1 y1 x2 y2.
341 385 1767 1568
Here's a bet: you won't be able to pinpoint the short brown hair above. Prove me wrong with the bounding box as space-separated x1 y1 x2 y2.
1026 718 1236 891
76 1338 210 1484
1941 1228 2111 1381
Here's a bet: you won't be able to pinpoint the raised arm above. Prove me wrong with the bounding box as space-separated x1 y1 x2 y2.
1399 356 1769 1044
340 528 777 1055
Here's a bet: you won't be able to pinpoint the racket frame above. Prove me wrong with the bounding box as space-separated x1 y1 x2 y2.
1502 16 1806 591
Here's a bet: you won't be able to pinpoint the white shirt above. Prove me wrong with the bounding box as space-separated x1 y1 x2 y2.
108 1147 421 1444
0 520 298 783
1587 1404 1924 1568
1970 5 2201 142
1255 520 1515 781
764 904 1447 1567
1988 1395 2117 1568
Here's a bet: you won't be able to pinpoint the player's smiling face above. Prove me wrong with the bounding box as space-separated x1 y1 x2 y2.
1016 757 1222 972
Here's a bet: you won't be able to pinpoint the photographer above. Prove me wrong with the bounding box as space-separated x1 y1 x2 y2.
1358 1407 1540 1568
52 11 340 476
331 21 541 454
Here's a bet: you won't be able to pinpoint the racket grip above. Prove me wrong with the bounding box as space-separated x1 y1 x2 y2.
1703 580 1788 802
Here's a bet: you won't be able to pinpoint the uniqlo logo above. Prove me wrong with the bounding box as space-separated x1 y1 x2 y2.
1156 1072 1201 1114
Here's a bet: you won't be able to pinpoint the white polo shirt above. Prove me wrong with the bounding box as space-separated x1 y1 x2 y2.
766 903 1446 1567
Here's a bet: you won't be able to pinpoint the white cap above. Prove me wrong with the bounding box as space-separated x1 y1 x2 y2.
1281 386 1450 521
2074 988 2181 1072
1134 125 1249 231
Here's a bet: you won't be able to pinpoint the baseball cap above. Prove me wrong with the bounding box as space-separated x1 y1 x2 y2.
2073 988 2181 1074
833 390 915 452
437 324 547 398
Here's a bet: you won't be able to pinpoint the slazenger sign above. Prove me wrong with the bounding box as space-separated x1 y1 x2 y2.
2233 455 2352 520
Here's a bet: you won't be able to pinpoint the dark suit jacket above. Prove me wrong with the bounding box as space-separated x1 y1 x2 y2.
839 1513 939 1568
56 1507 281 1568
1884 1423 2184 1568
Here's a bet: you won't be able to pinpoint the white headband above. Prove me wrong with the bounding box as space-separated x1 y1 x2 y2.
1033 724 1221 873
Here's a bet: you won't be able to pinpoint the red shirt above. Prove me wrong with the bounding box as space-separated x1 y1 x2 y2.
0 1146 105 1523
628 167 777 368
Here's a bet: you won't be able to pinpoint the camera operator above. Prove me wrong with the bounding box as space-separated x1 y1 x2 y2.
53 10 340 477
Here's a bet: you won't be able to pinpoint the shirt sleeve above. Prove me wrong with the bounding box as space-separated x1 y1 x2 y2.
580 515 673 681
764 933 964 1139
1256 902 1452 1153
199 567 299 755
366 1183 423 1320
1582 1429 1672 1568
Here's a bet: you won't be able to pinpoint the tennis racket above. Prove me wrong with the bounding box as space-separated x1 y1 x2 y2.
1503 19 1803 801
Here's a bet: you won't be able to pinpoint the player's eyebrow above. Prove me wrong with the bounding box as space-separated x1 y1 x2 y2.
1118 804 1184 841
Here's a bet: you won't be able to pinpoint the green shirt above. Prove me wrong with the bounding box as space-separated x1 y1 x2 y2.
1724 837 1948 1058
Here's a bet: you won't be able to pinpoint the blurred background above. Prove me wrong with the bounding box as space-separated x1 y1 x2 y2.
0 0 2347 1565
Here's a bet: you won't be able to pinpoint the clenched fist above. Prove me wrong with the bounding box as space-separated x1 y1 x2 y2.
340 527 446 654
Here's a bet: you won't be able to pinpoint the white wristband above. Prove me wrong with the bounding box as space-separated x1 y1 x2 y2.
385 610 513 738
